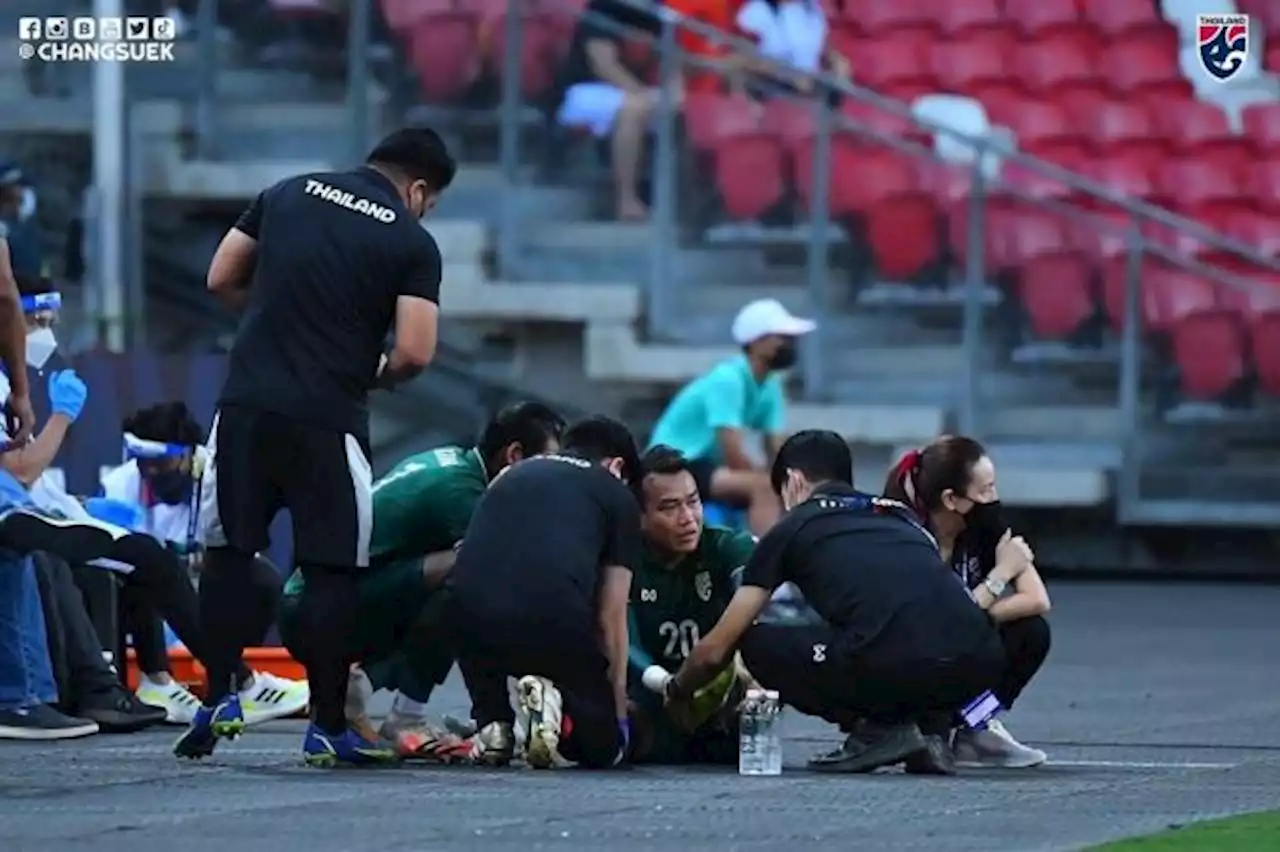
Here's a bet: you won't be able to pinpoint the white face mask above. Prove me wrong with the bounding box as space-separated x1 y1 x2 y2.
26 327 57 369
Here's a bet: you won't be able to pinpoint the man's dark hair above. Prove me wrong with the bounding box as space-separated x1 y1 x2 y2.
16 276 54 298
122 401 205 446
770 430 852 495
367 127 457 192
638 445 692 503
477 401 566 473
562 415 641 484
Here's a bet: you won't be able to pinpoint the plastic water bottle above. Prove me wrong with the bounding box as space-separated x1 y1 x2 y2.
739 688 783 776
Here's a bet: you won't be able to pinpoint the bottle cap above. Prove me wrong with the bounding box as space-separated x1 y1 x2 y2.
764 689 780 700
642 665 672 693
746 687 766 700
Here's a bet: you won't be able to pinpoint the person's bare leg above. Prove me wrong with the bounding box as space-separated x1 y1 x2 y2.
708 468 781 535
610 90 655 221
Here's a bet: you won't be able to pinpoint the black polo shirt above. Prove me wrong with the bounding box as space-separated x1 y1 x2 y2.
218 167 442 440
449 454 642 636
740 484 996 664
559 0 660 90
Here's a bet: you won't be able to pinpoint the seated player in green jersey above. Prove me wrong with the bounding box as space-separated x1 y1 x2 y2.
627 445 759 764
278 402 565 760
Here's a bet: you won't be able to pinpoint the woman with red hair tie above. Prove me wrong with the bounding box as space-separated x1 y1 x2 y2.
884 436 1051 769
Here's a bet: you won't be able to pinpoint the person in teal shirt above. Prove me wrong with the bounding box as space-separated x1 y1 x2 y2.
648 298 815 535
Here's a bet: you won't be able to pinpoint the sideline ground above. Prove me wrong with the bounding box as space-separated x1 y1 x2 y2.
3 581 1279 852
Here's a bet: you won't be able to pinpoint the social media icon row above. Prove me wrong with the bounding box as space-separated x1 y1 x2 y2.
17 16 176 42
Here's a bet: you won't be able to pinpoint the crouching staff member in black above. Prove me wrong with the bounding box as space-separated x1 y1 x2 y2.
447 416 642 770
185 126 455 767
664 430 1006 775
885 435 1051 769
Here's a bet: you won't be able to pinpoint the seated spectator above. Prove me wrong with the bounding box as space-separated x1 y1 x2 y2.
735 0 849 95
555 0 665 221
101 402 306 725
33 550 166 732
0 470 99 740
648 299 815 535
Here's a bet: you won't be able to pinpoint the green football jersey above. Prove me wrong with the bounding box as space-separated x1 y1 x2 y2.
368 445 488 562
628 526 755 670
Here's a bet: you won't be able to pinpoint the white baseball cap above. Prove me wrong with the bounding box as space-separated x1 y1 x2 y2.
731 299 817 346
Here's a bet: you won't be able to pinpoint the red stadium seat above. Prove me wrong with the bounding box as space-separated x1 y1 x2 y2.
1000 213 1096 339
1235 0 1278 32
1108 40 1189 102
846 36 937 102
1242 104 1280 156
1100 263 1215 332
1222 274 1280 395
827 148 940 279
1158 159 1245 222
382 0 452 32
931 36 1018 103
1083 101 1165 161
949 164 1073 270
1080 0 1171 42
1083 156 1164 209
1269 43 1280 73
854 0 939 38
1154 101 1254 171
1222 211 1280 259
481 8 567 99
1003 100 1089 169
1217 274 1280 320
1003 0 1086 38
1017 40 1105 107
1249 161 1280 213
712 133 787 222
838 100 930 149
932 0 1005 38
684 93 763 152
408 13 482 102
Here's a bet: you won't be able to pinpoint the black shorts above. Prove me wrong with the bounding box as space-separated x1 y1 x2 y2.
200 404 373 567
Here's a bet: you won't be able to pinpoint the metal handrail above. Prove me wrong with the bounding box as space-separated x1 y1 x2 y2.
595 0 1280 288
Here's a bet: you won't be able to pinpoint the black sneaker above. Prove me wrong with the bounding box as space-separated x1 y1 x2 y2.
0 704 100 740
808 721 927 773
904 733 958 776
76 689 167 733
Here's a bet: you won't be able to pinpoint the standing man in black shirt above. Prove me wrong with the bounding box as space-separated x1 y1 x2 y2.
664 430 1007 775
447 416 642 769
178 128 456 768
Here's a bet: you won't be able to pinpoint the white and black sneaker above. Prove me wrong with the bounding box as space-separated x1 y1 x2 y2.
0 704 100 740
0 510 119 566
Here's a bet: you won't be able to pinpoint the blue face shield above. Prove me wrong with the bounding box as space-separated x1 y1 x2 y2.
124 432 195 505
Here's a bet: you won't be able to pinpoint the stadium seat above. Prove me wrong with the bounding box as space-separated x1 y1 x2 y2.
1155 101 1254 171
1000 212 1096 339
1242 104 1280 156
838 100 930 150
853 0 940 39
1017 40 1106 113
1080 0 1173 44
703 107 787 222
1082 100 1165 161
1108 40 1190 103
1003 0 1086 38
1100 263 1215 333
381 0 452 32
833 148 940 279
407 12 482 101
1222 211 1280 259
1268 43 1280 73
1083 156 1165 210
1157 158 1246 222
1002 99 1089 170
684 93 763 152
1250 160 1280 213
1236 0 1278 33
1223 274 1280 395
479 6 567 99
846 36 938 103
934 35 1022 106
949 164 1073 270
932 0 1005 38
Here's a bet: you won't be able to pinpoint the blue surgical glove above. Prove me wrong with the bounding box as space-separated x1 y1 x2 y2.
49 369 87 421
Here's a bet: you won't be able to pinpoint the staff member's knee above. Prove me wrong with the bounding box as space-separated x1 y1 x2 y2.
999 614 1051 669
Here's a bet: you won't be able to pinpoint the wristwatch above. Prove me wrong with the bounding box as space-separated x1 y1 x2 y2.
982 576 1007 598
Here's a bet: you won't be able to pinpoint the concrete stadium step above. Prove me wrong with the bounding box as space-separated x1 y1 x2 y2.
984 405 1124 442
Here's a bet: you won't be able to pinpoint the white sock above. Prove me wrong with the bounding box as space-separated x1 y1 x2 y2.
391 693 427 719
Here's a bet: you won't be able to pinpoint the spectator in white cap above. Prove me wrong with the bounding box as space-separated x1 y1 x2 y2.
648 299 816 535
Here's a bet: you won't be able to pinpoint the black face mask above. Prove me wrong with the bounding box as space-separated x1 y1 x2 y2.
962 499 1005 542
768 341 798 371
147 470 192 505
